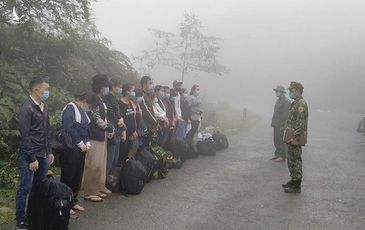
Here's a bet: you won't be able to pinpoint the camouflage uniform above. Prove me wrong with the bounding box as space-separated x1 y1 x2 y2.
285 83 308 182
271 86 291 158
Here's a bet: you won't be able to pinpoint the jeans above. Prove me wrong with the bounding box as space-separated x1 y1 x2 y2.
16 154 50 223
273 127 287 158
186 120 200 141
176 120 187 141
107 139 121 175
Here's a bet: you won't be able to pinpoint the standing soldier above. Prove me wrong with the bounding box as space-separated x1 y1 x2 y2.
270 86 291 162
282 82 308 193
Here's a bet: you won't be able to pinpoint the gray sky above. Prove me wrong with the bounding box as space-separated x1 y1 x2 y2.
93 0 365 113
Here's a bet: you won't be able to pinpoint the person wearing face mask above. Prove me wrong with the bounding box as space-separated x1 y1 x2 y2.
162 86 177 131
185 85 203 142
173 81 186 141
140 76 158 145
282 82 308 194
119 83 139 162
104 79 126 175
270 86 291 162
83 74 114 202
16 76 55 229
59 92 96 215
153 85 170 147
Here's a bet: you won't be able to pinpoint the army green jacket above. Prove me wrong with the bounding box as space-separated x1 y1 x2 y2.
285 96 308 137
271 96 291 129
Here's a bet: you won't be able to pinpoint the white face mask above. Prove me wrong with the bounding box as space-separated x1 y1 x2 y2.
275 92 282 97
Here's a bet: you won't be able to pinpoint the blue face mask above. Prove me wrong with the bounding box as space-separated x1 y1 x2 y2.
136 97 143 104
103 87 110 96
81 105 91 113
149 84 155 93
130 91 136 98
158 92 165 99
40 90 50 102
116 87 123 96
289 91 295 100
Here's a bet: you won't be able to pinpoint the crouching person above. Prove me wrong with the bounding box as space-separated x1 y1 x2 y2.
60 92 96 214
15 76 54 230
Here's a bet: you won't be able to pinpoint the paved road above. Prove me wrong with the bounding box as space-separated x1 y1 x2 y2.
67 111 365 230
4 111 365 230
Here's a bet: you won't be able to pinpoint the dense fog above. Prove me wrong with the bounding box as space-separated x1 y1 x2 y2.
93 0 365 117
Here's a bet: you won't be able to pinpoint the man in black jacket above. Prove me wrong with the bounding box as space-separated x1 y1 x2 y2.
140 76 158 141
271 85 291 162
15 76 54 230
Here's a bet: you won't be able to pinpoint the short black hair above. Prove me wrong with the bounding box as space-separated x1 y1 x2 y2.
154 85 163 93
122 83 134 96
75 91 97 108
92 74 108 93
140 76 151 87
29 76 49 90
109 78 122 90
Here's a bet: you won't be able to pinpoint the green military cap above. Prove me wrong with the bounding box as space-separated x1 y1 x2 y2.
288 82 304 91
273 85 286 93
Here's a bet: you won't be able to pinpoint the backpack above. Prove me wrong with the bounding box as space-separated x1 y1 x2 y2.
166 156 183 169
27 176 73 230
120 160 147 195
212 131 229 150
196 138 217 156
135 148 157 182
148 145 170 179
106 166 122 193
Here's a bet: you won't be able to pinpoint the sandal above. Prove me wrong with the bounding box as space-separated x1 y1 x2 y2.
100 188 112 194
97 192 108 198
70 209 77 215
72 204 85 212
84 195 103 202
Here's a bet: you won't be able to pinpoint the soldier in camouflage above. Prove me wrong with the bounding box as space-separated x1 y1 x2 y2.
282 82 308 193
271 86 291 162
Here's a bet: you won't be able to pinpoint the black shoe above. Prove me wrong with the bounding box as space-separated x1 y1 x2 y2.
281 180 294 189
284 181 301 193
14 222 28 230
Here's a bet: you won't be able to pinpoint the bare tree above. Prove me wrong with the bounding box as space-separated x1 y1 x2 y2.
134 13 229 82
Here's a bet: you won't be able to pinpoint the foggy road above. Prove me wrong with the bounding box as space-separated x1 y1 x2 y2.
64 110 365 230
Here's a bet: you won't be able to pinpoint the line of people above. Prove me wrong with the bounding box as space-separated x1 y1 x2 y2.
15 75 202 229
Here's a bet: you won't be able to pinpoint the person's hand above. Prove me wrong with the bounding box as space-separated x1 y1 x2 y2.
48 154 55 165
80 145 87 152
107 129 115 139
29 160 39 172
86 145 91 152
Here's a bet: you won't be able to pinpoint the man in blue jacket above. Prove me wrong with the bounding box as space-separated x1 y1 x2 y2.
15 76 54 230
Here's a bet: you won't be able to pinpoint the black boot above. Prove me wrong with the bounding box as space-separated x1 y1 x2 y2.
284 181 301 193
281 180 294 189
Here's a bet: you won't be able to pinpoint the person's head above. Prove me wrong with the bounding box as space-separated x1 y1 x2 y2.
109 78 123 97
75 91 97 112
29 76 50 102
122 83 136 99
174 81 183 92
163 86 171 99
273 85 286 98
154 85 164 99
190 85 200 96
92 74 110 97
140 76 155 93
288 82 304 100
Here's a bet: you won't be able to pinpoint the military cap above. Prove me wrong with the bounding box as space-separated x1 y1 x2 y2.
288 82 304 91
273 85 286 93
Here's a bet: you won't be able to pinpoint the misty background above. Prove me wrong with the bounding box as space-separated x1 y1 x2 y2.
93 0 365 119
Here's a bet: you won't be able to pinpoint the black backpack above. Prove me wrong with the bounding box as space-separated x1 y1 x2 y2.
196 138 217 156
135 148 157 182
120 160 147 195
27 176 73 230
212 131 229 150
106 166 122 193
